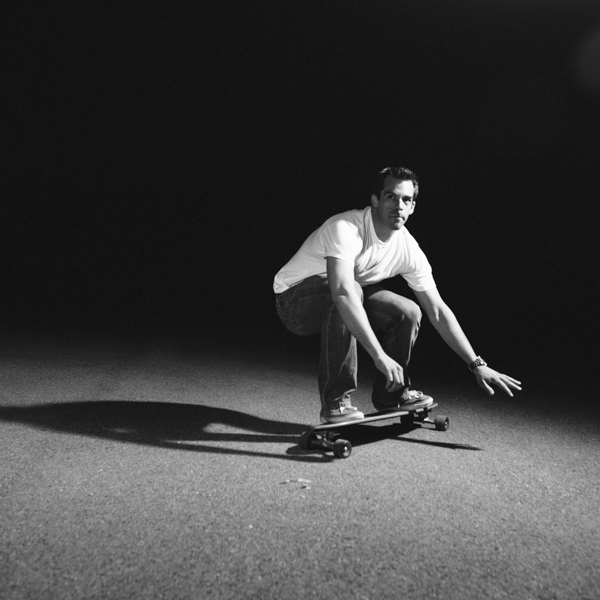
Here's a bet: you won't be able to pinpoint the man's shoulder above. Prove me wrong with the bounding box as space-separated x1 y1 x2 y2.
397 226 429 260
321 207 369 231
398 225 419 245
312 208 369 256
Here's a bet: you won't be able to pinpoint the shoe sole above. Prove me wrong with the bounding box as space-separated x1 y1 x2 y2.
320 414 365 424
372 399 434 412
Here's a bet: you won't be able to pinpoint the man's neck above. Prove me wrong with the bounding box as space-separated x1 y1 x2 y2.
371 209 396 243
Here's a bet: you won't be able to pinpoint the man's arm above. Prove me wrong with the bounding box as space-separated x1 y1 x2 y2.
327 257 405 392
414 287 522 397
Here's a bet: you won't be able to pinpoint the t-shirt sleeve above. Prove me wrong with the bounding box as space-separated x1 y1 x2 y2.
320 220 363 264
403 245 437 292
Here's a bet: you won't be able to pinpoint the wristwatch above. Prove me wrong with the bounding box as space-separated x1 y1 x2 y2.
468 356 487 371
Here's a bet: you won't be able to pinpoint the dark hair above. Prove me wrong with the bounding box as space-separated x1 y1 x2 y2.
371 167 419 201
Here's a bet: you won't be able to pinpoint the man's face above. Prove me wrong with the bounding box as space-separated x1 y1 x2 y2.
371 176 416 235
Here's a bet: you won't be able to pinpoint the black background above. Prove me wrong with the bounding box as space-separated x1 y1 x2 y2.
3 1 599 378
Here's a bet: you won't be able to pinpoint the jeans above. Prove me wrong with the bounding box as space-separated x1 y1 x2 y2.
275 275 422 408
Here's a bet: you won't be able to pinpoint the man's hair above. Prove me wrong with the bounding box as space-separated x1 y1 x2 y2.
370 166 419 201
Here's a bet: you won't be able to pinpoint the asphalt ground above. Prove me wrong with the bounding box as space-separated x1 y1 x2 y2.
1 329 599 600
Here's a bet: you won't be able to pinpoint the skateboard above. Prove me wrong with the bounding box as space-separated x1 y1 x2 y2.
299 402 449 459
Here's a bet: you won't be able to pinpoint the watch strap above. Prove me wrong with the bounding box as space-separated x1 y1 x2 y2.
468 356 487 371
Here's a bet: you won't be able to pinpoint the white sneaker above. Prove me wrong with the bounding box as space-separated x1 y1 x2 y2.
320 404 365 424
373 389 433 412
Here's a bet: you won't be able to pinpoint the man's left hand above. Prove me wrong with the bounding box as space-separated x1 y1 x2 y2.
474 366 522 397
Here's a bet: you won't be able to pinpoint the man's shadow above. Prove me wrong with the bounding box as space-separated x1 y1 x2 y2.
0 400 330 462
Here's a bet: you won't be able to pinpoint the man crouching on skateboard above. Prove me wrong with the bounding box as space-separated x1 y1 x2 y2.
274 166 521 424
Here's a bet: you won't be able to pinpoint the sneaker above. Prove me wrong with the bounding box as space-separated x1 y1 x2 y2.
372 388 433 412
320 403 365 424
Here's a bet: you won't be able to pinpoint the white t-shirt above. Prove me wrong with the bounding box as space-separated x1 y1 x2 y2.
273 207 436 294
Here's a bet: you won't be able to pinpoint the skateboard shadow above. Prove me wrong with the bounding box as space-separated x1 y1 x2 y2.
288 422 482 455
352 423 482 451
0 401 327 462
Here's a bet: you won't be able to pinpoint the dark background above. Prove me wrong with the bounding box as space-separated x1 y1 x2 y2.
3 1 599 378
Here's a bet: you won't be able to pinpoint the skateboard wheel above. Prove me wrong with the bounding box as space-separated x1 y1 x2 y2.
434 415 449 431
299 431 317 450
333 438 352 459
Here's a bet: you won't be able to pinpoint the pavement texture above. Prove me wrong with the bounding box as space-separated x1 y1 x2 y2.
1 330 599 600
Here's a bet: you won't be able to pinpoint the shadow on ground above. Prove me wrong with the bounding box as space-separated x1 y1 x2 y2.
287 420 482 457
0 401 333 462
349 422 482 451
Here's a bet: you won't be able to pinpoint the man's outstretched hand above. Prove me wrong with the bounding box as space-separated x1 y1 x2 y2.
474 366 522 397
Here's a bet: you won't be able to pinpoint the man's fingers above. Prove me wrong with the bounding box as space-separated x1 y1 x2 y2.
499 373 522 387
489 375 520 397
499 374 522 393
385 367 404 392
479 378 495 396
479 370 523 397
386 378 404 393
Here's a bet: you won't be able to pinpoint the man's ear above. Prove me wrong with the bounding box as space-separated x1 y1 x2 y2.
409 201 416 215
370 194 379 207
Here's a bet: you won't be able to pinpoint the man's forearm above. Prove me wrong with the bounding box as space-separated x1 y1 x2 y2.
428 304 477 365
333 293 385 360
415 289 521 397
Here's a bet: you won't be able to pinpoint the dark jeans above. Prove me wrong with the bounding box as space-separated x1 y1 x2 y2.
275 275 422 408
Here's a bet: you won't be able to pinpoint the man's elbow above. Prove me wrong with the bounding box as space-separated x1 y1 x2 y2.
331 290 352 307
330 282 363 307
426 308 441 325
425 302 447 324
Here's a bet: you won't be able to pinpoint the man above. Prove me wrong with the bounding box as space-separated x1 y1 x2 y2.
274 166 521 423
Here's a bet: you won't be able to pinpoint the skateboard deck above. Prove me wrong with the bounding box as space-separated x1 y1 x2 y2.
299 402 449 459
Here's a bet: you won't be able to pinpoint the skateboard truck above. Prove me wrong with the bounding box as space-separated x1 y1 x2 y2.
299 403 449 459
